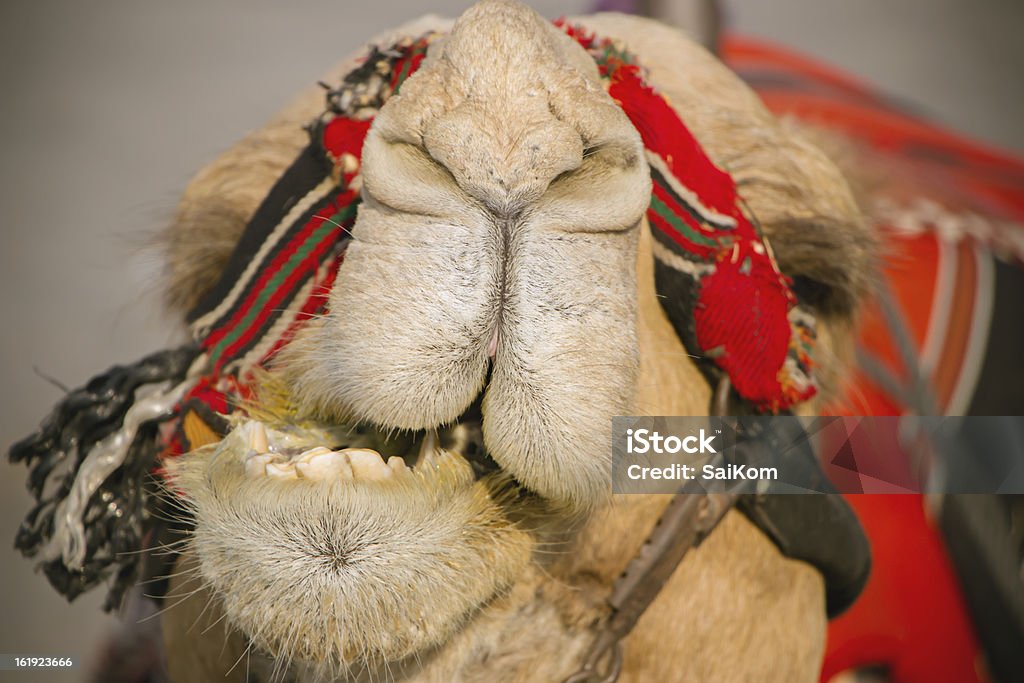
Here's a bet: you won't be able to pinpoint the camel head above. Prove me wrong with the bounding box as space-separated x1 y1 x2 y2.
162 2 873 680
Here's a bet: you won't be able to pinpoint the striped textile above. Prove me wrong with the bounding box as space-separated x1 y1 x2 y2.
186 38 433 381
561 22 816 410
166 35 439 448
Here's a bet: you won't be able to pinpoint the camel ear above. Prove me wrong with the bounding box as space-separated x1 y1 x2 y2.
733 122 877 322
766 212 875 320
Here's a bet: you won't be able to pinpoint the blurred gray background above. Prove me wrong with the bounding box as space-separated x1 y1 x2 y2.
1 1 1021 681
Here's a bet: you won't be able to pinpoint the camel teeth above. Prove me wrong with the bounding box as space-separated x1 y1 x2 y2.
295 446 333 464
334 451 354 480
387 456 410 475
296 450 350 480
249 421 269 454
416 430 438 469
239 434 423 483
344 448 392 480
266 462 297 480
244 453 275 478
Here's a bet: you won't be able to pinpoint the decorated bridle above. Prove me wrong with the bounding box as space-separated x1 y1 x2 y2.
11 22 833 681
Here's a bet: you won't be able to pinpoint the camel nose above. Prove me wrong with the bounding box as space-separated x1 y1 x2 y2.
423 102 583 216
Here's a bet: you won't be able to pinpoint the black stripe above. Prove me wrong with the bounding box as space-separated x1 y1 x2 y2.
649 217 713 267
649 165 736 232
196 187 346 339
187 142 331 324
652 257 705 372
968 258 1024 415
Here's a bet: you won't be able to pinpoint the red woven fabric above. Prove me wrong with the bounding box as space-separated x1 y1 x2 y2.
693 256 794 405
593 31 812 411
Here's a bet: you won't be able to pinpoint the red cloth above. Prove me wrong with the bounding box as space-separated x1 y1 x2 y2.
562 21 815 410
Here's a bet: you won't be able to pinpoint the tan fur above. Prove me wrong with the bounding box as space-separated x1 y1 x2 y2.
160 3 868 681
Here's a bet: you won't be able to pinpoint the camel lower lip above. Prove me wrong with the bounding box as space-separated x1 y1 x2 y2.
167 408 532 671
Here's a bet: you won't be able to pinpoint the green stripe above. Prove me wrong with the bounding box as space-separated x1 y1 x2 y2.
394 46 425 96
209 217 341 364
650 194 722 249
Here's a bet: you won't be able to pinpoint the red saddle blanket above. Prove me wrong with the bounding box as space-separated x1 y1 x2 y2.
724 36 1024 683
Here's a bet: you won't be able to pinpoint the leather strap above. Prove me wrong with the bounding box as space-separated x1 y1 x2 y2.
563 378 739 683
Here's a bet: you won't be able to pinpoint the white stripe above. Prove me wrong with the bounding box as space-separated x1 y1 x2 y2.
41 358 204 568
920 237 955 373
191 176 337 337
645 152 738 229
651 235 716 278
947 246 995 416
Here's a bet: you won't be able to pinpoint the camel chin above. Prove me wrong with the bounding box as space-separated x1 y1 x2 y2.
167 418 532 675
